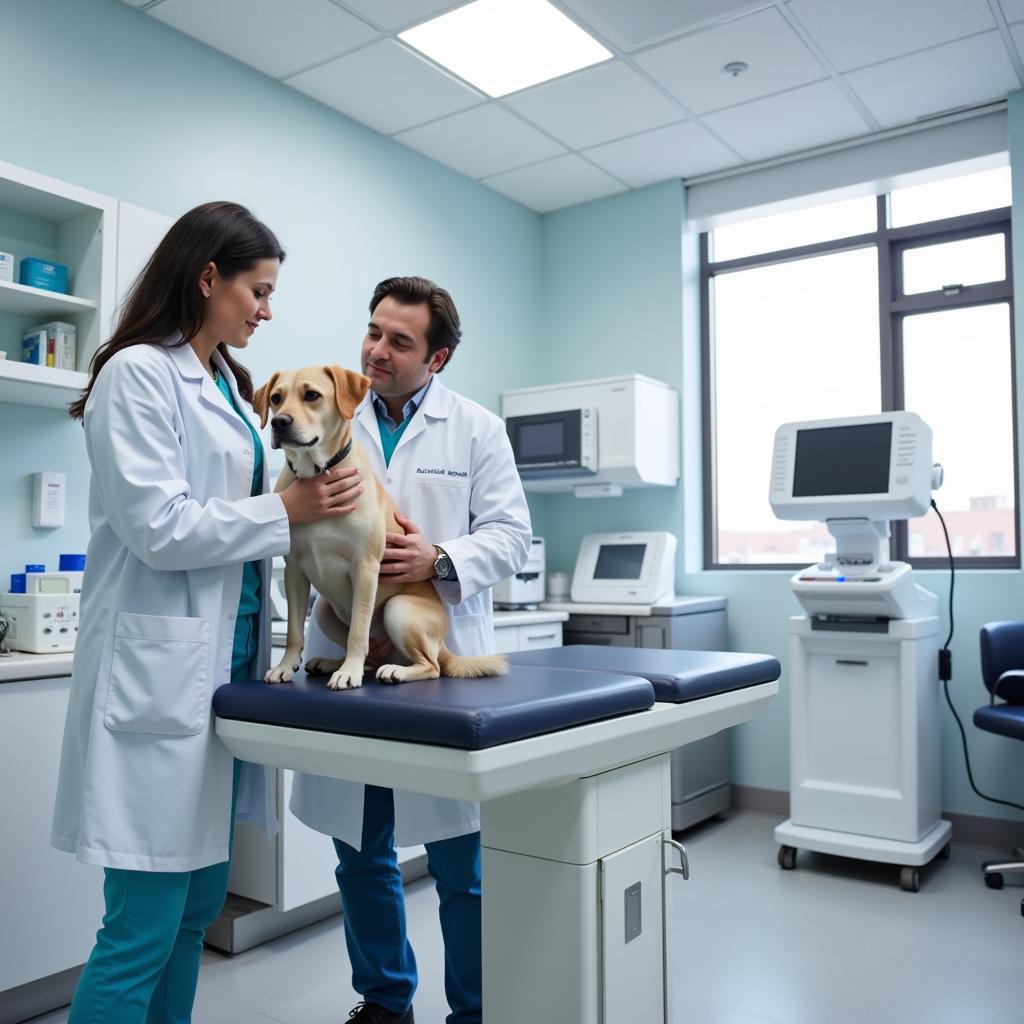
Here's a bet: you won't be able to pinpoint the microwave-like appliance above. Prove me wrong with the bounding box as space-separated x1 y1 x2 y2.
505 407 598 479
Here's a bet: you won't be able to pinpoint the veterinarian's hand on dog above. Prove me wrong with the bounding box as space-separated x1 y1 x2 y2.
280 467 362 525
380 511 438 583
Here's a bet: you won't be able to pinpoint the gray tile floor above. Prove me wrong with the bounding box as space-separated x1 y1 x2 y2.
31 811 1024 1024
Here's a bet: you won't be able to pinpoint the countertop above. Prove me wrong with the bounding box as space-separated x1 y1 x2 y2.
2 609 573 684
0 650 74 683
540 596 727 617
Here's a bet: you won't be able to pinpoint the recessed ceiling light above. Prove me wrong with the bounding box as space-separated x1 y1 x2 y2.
399 0 612 99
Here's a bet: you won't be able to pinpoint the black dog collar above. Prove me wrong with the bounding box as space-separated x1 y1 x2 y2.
287 439 353 476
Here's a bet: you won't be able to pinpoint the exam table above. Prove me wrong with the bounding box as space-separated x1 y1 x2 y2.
214 647 780 1024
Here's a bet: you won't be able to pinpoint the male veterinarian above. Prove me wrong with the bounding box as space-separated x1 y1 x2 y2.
290 276 532 1024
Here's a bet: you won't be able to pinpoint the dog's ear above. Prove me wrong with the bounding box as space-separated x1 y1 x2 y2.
324 366 371 420
252 371 280 429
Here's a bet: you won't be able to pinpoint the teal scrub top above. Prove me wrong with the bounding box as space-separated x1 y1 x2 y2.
215 369 264 675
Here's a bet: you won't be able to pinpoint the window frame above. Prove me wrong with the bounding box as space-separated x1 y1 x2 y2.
701 194 1019 571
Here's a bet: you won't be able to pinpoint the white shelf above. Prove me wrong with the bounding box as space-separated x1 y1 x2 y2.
0 359 87 409
0 279 97 320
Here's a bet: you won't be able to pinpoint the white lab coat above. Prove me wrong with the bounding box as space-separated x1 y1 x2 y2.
289 378 532 848
51 341 291 872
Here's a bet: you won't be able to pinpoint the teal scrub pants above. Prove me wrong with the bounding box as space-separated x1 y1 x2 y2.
69 641 252 1024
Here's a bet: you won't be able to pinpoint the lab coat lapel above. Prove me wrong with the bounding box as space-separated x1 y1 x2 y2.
389 377 450 463
165 341 248 442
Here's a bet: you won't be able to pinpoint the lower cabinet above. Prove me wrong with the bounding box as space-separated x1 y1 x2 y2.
0 677 104 1021
492 618 564 654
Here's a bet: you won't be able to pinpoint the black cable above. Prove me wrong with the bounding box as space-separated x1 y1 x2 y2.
931 497 1024 814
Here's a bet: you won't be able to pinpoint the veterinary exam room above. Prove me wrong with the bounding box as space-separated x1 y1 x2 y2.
2 0 1024 1022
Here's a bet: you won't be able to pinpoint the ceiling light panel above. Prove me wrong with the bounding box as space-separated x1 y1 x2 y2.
399 0 612 98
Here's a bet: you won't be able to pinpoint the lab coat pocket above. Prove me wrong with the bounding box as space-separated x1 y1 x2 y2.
103 612 213 736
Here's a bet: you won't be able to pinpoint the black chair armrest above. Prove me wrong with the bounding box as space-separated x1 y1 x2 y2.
992 670 1024 705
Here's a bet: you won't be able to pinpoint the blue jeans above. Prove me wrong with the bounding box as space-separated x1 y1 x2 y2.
333 786 482 1024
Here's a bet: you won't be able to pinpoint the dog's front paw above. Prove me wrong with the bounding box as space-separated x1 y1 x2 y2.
327 660 365 690
264 659 299 684
305 656 343 676
376 663 418 684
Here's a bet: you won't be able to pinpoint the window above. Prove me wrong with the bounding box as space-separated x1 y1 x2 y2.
702 165 1017 568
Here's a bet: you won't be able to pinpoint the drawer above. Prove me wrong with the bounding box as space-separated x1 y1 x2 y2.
567 614 629 635
493 625 520 655
518 622 563 650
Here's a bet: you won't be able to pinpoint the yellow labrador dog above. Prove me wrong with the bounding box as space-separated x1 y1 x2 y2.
254 364 507 689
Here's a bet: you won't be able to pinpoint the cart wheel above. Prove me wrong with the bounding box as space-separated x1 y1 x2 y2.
985 871 1005 890
1019 898 1023 918
778 845 797 870
937 843 951 860
900 867 920 892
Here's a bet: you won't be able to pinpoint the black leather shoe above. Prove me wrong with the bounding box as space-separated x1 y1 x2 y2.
346 1001 415 1023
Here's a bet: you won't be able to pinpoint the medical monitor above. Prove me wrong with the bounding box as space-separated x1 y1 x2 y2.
770 412 934 521
570 531 676 605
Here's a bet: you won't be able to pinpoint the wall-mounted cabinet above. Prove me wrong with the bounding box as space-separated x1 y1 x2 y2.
0 160 117 408
0 161 172 412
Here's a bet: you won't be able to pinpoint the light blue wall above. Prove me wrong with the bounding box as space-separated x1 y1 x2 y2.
0 0 545 584
535 153 1024 821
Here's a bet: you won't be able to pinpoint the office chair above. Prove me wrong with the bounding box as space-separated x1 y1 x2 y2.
977 622 1024 917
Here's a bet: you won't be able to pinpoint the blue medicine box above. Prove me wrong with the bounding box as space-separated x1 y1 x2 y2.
19 257 68 294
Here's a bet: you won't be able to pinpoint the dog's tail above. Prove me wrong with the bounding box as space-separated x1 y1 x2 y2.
438 646 508 678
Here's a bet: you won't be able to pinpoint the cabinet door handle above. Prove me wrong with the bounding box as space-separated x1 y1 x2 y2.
664 837 689 880
836 659 868 666
526 632 559 641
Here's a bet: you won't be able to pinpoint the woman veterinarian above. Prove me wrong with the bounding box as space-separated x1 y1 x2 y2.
52 201 360 1024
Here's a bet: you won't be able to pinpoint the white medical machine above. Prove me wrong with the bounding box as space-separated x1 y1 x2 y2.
570 531 676 605
502 375 679 498
493 537 546 609
0 586 80 654
769 411 951 890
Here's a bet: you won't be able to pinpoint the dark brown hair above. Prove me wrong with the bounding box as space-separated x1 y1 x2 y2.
69 201 285 419
370 276 461 371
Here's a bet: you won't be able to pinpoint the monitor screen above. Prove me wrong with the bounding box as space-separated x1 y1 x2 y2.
792 422 892 496
518 421 564 459
593 543 646 580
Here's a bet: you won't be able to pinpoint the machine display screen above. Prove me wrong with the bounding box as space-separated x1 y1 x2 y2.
518 421 565 459
593 543 646 580
792 422 892 496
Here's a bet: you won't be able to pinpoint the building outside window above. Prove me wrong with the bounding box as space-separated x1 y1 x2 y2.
701 165 1017 569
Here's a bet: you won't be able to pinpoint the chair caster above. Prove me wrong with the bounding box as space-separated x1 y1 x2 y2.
900 866 920 892
778 845 797 870
985 871 1005 890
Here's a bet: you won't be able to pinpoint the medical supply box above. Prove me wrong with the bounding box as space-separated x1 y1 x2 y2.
0 251 14 283
22 321 77 369
19 257 68 293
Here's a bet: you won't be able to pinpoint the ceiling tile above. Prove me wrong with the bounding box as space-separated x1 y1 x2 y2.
787 0 996 72
559 0 766 51
845 32 1018 129
1000 0 1024 23
503 61 683 150
150 0 378 79
286 39 483 135
337 0 463 32
583 121 741 187
483 155 626 213
395 105 566 179
701 80 869 162
633 8 827 115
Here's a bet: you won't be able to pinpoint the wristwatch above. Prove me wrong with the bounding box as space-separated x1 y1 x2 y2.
432 545 454 581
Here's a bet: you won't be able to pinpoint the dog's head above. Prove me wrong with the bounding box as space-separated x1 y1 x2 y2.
253 365 371 453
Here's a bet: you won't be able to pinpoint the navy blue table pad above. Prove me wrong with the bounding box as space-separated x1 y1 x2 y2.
974 703 1024 743
508 645 781 704
213 663 655 751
